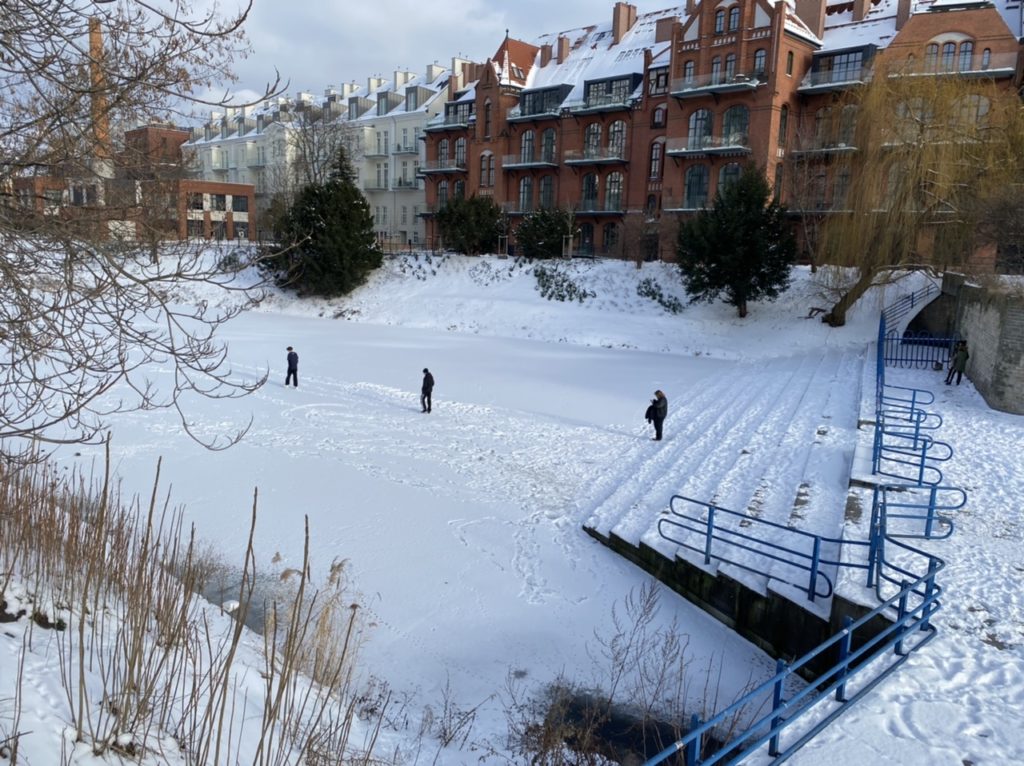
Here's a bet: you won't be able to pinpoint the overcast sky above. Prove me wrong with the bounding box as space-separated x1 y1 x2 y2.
221 0 622 105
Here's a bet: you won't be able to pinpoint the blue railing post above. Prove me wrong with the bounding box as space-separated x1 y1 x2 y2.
684 714 700 766
866 487 882 588
768 658 787 757
808 537 821 602
835 616 854 703
895 581 910 656
921 559 939 630
704 505 716 565
924 485 938 538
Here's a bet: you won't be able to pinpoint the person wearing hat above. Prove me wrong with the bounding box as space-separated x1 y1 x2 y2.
421 368 435 413
285 346 299 388
648 389 668 441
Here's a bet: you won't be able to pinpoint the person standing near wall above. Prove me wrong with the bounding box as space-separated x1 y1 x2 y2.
946 341 969 386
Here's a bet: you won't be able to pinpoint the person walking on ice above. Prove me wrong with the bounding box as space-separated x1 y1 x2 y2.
647 389 667 441
421 368 434 413
285 346 299 388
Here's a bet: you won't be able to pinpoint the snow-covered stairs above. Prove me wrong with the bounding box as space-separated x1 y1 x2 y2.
581 346 865 619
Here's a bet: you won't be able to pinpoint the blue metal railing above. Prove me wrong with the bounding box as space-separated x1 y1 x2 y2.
881 282 938 326
647 488 945 766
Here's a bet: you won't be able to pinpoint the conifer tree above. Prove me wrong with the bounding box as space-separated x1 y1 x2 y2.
677 165 795 317
435 195 503 255
515 208 575 259
270 149 382 296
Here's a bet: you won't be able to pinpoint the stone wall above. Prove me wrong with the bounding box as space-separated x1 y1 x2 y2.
945 275 1024 415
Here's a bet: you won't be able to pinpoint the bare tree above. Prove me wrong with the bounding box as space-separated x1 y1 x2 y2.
803 62 1024 325
0 1 284 459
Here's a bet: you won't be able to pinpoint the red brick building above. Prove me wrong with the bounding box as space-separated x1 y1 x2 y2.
420 0 1023 260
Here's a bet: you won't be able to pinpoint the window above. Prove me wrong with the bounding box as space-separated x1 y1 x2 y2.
839 105 857 145
684 60 695 84
648 68 669 95
941 42 956 71
779 104 789 147
719 163 741 189
480 153 495 187
688 108 712 150
606 172 623 211
231 195 248 212
711 57 722 84
603 223 619 254
541 128 557 163
722 105 748 145
725 53 737 81
582 173 599 209
518 177 533 212
834 168 851 208
454 138 466 166
401 206 408 224
714 9 725 34
437 179 449 207
406 89 419 110
958 41 974 71
925 43 939 71
539 176 555 209
521 129 536 163
652 105 667 128
646 194 658 216
754 49 766 76
684 166 709 208
438 138 449 162
649 140 664 179
211 194 226 211
584 123 602 156
608 120 627 157
579 223 594 255
453 180 465 199
188 192 204 210
814 107 831 148
982 48 991 69
786 51 794 76
729 6 740 31
484 101 492 139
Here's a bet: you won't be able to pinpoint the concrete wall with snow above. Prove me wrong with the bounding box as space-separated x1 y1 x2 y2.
954 283 1024 415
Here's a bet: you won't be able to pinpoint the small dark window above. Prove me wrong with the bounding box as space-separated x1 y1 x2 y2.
231 195 248 212
786 51 794 76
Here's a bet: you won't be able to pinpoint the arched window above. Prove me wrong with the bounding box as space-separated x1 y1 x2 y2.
646 194 658 215
652 105 667 128
958 41 974 71
754 49 767 76
814 107 831 148
786 51 794 76
981 48 991 69
714 9 726 34
722 105 749 145
779 104 789 147
454 137 466 166
486 154 496 186
606 172 624 210
688 108 712 149
438 138 449 161
453 179 465 199
839 105 857 146
834 168 851 208
603 223 619 254
479 153 494 187
649 139 664 179
579 223 594 255
582 173 599 209
520 130 535 163
609 120 627 157
729 6 740 31
925 43 939 71
518 177 533 212
437 179 449 206
584 123 602 156
684 165 709 208
539 175 555 209
725 53 737 81
483 100 492 139
684 60 696 83
941 42 956 71
719 163 742 189
541 128 557 162
711 56 722 84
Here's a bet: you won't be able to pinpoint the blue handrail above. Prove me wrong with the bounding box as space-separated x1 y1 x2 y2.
881 282 938 326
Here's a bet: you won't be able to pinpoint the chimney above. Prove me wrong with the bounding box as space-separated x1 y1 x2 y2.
852 0 869 22
540 43 553 67
612 2 638 44
556 35 570 64
685 0 697 17
394 70 414 87
426 63 446 82
793 0 826 39
655 17 675 43
896 0 912 30
341 81 359 97
88 17 112 166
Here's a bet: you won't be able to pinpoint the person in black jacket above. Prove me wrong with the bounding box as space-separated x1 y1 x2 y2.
647 389 668 440
421 368 435 413
285 346 299 388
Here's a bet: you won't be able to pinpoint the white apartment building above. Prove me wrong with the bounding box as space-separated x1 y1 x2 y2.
183 63 452 245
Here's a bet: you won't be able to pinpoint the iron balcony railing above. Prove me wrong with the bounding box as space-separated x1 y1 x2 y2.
502 151 559 168
418 158 467 173
665 133 751 156
563 146 628 164
670 70 763 97
392 177 419 190
575 198 624 213
393 143 419 155
568 93 631 113
506 105 561 122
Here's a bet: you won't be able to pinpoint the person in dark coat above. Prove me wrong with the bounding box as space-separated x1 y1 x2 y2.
421 368 435 413
945 341 969 386
285 346 299 388
648 389 668 440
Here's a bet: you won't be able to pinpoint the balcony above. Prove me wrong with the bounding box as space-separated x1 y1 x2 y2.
563 146 628 166
394 143 420 155
363 179 390 192
575 199 624 215
392 177 420 190
502 151 559 169
506 105 561 122
670 70 763 98
798 67 869 94
567 93 631 115
789 140 858 159
500 201 535 216
665 133 752 157
424 113 473 132
890 51 1018 80
662 197 707 212
363 148 390 158
418 158 467 174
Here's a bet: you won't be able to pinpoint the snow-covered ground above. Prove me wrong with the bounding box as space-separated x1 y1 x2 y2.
2 253 1022 764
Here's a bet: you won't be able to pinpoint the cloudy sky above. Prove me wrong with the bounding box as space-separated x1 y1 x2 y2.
225 0 625 103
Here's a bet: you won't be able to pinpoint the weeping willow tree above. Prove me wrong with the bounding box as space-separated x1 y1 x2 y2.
814 61 1024 326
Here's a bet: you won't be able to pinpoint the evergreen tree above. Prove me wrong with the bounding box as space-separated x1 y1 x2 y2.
514 208 575 259
269 149 382 297
435 195 503 255
677 165 795 318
